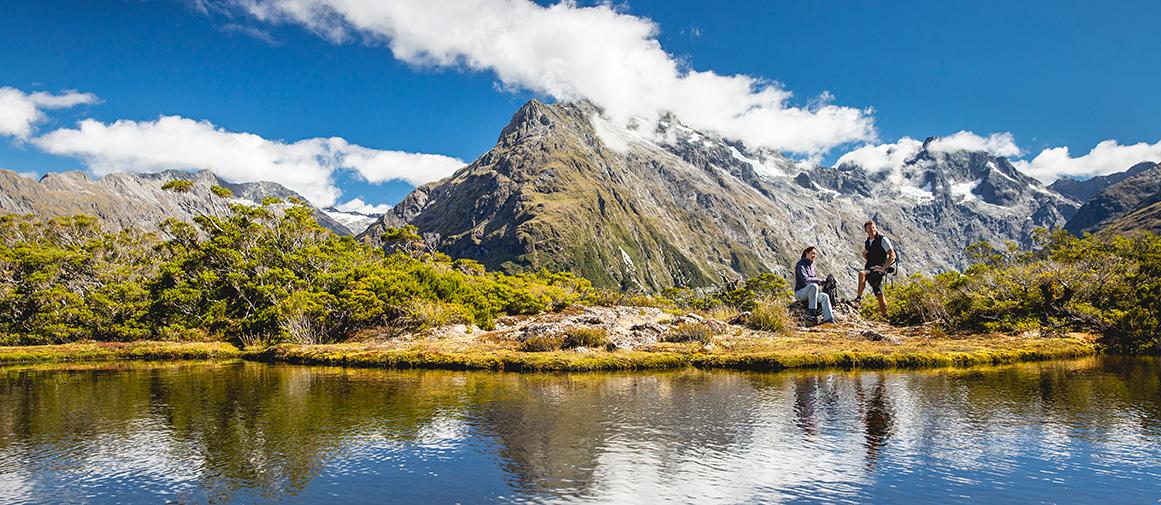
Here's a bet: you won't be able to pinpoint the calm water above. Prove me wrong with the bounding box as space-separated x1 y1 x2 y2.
0 358 1158 504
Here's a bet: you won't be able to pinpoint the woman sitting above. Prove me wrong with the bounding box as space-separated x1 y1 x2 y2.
794 246 834 324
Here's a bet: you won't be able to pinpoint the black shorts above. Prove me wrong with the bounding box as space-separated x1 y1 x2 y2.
866 270 885 295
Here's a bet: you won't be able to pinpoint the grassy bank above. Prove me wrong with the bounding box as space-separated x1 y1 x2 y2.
245 329 1098 372
0 341 243 365
0 330 1096 372
245 344 690 372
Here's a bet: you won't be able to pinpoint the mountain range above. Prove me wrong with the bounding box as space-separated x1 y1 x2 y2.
3 99 1157 294
1061 162 1161 236
360 100 1081 292
0 168 367 236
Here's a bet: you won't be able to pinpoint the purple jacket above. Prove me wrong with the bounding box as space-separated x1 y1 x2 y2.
795 258 821 291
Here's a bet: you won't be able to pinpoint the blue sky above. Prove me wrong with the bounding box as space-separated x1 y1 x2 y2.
2 0 1159 210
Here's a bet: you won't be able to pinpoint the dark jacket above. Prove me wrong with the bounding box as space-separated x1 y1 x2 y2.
795 258 821 291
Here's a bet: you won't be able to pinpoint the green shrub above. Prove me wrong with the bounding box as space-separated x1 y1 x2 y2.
210 185 232 198
859 228 1161 355
160 180 193 193
0 204 597 345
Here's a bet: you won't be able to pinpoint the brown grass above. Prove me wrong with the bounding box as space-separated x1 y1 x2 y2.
0 325 1099 373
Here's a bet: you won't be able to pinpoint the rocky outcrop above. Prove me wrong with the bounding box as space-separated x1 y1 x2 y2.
1064 162 1161 236
0 168 353 236
361 100 1080 294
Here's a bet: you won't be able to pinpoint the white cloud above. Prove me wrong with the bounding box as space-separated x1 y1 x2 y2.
928 131 1021 158
835 137 923 173
836 132 1161 185
836 132 1021 174
330 138 462 186
33 115 463 206
335 197 391 214
223 0 876 156
1013 140 1161 184
0 87 97 139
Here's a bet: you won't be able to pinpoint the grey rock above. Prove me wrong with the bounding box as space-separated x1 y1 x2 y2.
727 312 751 325
861 330 901 344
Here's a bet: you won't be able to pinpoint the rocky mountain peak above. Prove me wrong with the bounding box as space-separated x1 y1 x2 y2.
498 99 555 143
361 99 1083 293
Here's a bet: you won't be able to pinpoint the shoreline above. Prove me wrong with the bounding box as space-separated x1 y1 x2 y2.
0 332 1099 373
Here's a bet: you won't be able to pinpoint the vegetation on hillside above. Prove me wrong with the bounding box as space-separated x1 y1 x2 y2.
870 228 1161 354
0 203 590 346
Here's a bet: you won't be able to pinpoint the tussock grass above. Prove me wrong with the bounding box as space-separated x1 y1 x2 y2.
663 322 716 344
744 298 794 334
562 327 610 349
247 344 688 372
405 300 469 329
241 333 1097 373
689 347 1097 371
688 305 741 323
0 341 243 365
517 335 564 352
0 326 1099 373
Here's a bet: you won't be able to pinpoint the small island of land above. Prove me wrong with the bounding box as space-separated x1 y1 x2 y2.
0 303 1098 372
0 205 1152 372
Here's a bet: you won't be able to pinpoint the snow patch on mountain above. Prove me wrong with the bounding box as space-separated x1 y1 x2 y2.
324 209 380 235
900 181 935 201
951 180 982 201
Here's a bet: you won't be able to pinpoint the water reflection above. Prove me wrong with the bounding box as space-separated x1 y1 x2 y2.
0 358 1158 504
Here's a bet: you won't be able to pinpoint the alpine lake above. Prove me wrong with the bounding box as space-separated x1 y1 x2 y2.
1 357 1158 504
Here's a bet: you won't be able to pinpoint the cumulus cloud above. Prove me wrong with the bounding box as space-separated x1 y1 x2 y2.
220 0 875 156
1013 140 1161 184
0 87 97 139
329 138 462 185
835 137 924 173
34 115 463 206
836 131 1023 174
335 197 392 215
836 131 1161 185
927 131 1021 158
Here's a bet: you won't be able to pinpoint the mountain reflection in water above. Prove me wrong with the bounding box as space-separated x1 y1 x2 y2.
0 357 1158 504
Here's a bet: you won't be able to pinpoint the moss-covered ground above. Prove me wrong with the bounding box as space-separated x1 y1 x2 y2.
0 327 1097 372
0 341 243 365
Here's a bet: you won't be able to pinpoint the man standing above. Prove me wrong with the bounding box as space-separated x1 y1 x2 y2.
855 220 895 318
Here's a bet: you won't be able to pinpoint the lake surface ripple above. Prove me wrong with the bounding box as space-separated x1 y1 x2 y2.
1 357 1158 504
